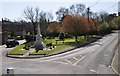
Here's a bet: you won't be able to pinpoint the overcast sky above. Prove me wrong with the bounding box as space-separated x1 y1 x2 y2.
0 0 119 21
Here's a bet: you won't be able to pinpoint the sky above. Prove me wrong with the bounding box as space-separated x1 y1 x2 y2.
0 0 119 21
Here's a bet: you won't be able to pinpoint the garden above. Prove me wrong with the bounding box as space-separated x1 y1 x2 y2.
8 35 99 55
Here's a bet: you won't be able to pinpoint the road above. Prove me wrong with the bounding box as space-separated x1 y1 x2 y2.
1 33 119 74
0 40 26 74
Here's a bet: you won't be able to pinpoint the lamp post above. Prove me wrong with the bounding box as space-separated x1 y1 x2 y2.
34 22 46 55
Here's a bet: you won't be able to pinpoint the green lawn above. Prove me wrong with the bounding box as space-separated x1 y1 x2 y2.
8 44 29 54
30 37 74 54
9 35 97 55
32 44 69 54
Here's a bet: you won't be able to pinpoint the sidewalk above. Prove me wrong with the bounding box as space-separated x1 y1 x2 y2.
111 44 119 75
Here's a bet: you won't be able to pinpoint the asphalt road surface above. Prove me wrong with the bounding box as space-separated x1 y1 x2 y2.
1 33 119 74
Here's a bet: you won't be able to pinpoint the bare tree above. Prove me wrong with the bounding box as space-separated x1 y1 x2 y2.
69 4 86 15
46 12 53 22
39 11 49 37
56 7 69 21
99 11 109 21
24 7 40 38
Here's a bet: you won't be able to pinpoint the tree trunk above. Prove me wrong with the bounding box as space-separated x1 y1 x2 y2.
75 35 78 42
32 22 36 41
90 35 93 39
84 35 87 40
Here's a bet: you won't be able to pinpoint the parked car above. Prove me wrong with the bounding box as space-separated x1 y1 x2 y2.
6 39 19 48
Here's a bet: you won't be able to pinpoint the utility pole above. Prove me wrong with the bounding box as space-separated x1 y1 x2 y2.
87 7 90 22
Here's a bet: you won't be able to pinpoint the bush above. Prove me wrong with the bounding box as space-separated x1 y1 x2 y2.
59 33 64 40
98 21 110 35
25 34 34 42
64 33 73 38
47 32 59 38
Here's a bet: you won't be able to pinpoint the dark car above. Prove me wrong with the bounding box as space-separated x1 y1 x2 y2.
6 39 19 48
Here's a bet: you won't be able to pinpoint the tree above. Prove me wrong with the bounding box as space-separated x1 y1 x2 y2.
98 11 109 21
117 16 120 29
24 7 40 39
47 21 60 37
56 7 69 21
69 4 86 15
24 7 52 39
104 13 117 23
118 12 120 16
10 31 16 38
98 21 109 35
55 3 86 21
88 18 99 35
59 33 65 40
112 16 120 29
108 20 116 30
39 11 48 37
61 15 89 42
46 12 53 22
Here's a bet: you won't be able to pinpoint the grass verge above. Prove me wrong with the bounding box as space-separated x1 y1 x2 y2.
8 44 29 55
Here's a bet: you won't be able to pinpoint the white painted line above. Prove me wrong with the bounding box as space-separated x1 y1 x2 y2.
73 57 78 60
108 66 111 68
53 61 69 65
90 69 96 73
73 56 85 66
104 54 108 56
64 59 72 64
80 55 82 57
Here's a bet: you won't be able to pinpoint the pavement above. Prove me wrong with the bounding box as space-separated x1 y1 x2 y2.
111 42 119 75
0 39 26 75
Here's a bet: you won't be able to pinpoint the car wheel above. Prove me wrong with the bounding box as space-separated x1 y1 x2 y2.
16 42 19 45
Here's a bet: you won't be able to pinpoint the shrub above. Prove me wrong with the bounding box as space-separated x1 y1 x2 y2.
98 21 110 35
59 33 65 40
25 34 34 42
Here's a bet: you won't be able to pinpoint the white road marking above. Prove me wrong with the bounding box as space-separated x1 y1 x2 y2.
73 57 78 60
80 55 82 57
104 54 108 56
53 61 69 65
90 69 96 73
73 56 85 66
64 59 72 64
52 60 81 67
108 66 111 68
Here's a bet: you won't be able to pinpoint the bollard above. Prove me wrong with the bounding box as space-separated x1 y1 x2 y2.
7 68 14 76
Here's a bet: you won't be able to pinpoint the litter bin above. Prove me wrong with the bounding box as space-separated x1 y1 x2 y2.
7 68 14 76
